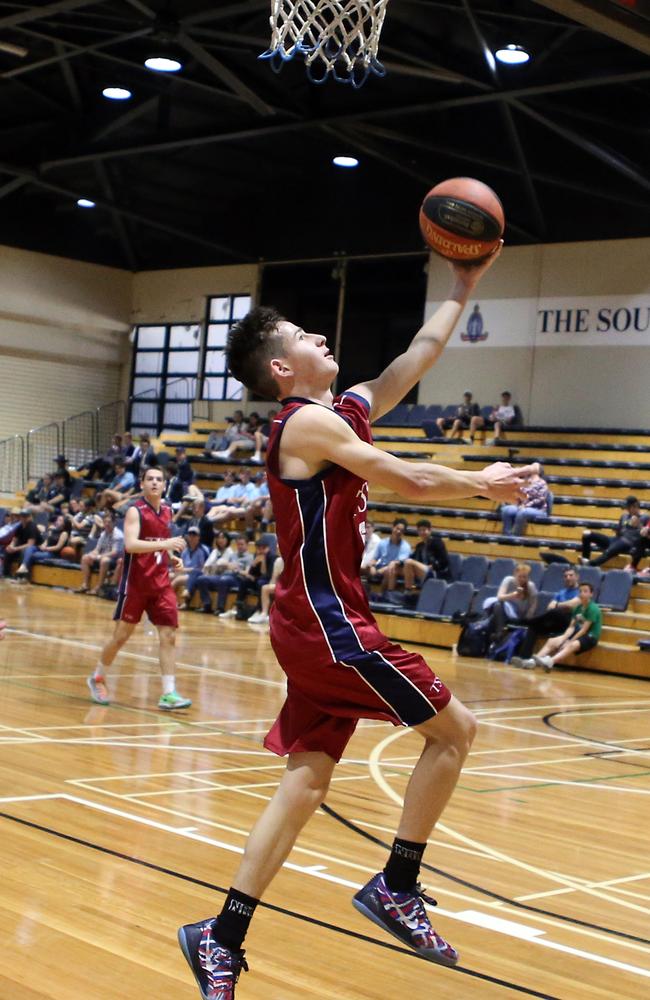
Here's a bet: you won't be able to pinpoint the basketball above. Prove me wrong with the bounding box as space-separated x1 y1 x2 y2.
419 177 505 262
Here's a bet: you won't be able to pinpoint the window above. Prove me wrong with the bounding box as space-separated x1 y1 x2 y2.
129 324 199 435
202 294 251 401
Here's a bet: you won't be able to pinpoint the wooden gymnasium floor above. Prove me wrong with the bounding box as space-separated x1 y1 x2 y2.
1 582 650 999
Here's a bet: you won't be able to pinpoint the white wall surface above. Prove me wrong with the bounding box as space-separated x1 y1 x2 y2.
420 238 650 428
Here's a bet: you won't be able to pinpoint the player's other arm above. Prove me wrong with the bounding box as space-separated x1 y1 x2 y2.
285 407 536 504
122 506 186 554
349 249 501 422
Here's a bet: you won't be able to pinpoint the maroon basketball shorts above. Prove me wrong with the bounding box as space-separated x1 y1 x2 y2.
265 638 452 762
114 584 179 629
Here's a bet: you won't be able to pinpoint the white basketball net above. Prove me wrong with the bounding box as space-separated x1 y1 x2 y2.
261 0 390 88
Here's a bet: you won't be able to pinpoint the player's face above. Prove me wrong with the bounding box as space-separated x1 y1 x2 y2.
417 525 431 540
143 471 164 499
274 321 338 386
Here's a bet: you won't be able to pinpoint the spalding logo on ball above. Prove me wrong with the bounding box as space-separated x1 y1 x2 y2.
419 177 504 262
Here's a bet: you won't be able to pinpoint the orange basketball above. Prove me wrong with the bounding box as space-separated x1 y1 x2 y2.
419 177 504 262
60 546 77 562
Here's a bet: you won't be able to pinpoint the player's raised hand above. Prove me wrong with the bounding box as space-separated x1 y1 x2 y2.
170 555 184 571
449 240 503 287
166 535 187 553
479 461 531 503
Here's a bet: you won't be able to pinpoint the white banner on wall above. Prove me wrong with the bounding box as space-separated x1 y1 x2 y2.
440 295 650 349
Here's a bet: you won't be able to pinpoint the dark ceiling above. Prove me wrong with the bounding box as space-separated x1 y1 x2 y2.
0 0 648 270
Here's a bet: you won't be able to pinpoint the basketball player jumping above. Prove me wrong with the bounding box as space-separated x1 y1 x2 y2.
179 247 537 997
87 467 192 711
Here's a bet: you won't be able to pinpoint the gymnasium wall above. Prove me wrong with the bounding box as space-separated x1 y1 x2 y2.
0 245 131 439
420 237 650 428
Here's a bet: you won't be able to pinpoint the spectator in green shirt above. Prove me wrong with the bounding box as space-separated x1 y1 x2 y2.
532 582 601 672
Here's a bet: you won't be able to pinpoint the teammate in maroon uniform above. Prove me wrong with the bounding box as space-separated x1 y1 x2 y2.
179 249 537 998
87 467 192 711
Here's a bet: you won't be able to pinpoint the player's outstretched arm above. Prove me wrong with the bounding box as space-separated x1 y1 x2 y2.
349 246 502 422
282 405 535 504
122 506 186 554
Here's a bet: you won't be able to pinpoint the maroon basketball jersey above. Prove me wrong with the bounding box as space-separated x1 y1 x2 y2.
120 498 173 594
266 391 384 669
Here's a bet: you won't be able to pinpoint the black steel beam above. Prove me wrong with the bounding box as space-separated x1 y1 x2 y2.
178 32 275 117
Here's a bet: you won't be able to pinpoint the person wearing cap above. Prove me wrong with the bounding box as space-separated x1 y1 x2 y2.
581 495 648 568
469 391 518 444
3 510 41 577
170 526 207 602
435 391 480 441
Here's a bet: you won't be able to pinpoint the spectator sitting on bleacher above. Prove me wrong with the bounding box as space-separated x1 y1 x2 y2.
435 391 480 441
3 510 41 577
252 409 278 465
484 563 538 640
196 534 253 615
582 495 647 568
76 512 124 595
403 518 452 588
360 519 381 577
207 469 260 528
501 466 549 536
25 472 52 510
26 471 70 516
212 411 265 462
15 514 71 579
471 391 518 444
174 447 194 485
54 454 73 489
68 498 99 555
121 431 135 463
367 517 412 594
529 582 601 672
86 434 123 481
210 410 251 460
164 461 185 506
628 517 650 575
126 433 157 479
0 511 21 573
96 459 136 510
511 566 581 667
228 537 274 620
243 471 271 538
184 497 214 551
248 555 284 625
179 530 233 609
170 526 207 604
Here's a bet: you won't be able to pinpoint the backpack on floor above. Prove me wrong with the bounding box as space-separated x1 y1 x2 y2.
487 627 527 663
457 615 493 658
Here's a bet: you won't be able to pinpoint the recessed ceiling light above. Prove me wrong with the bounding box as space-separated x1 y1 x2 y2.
333 155 359 168
495 44 530 65
144 55 182 73
77 198 96 208
102 86 132 100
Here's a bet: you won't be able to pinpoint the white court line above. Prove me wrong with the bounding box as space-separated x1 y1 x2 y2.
126 771 374 799
463 750 649 773
6 628 285 689
481 720 650 758
369 726 650 918
464 771 650 795
7 790 648 982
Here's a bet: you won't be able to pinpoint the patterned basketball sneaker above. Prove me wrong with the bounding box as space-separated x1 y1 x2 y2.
352 872 459 967
158 691 192 710
178 919 248 1000
86 674 110 706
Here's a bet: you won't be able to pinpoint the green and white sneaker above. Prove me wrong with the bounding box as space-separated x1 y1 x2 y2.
159 691 192 710
87 674 110 705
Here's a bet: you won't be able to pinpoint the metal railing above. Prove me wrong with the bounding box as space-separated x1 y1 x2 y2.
0 434 25 494
62 409 96 471
27 422 61 481
97 400 127 454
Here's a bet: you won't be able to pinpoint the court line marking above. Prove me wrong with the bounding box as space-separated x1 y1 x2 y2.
368 726 650 919
7 790 649 981
5 628 285 688
460 770 650 796
463 751 650 773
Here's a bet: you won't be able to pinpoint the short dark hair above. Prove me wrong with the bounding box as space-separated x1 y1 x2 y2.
580 581 594 592
625 495 638 507
227 307 286 400
392 517 408 529
416 518 432 529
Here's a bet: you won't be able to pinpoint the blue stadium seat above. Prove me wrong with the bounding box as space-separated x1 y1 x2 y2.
459 555 488 588
598 570 632 611
414 578 447 615
528 562 544 589
540 562 570 594
447 552 463 581
423 405 443 420
486 557 516 587
470 584 497 614
578 566 602 598
440 581 473 618
407 405 428 425
535 590 555 614
374 404 410 427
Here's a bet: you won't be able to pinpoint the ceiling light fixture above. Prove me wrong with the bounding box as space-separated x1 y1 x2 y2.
77 198 96 208
144 53 182 73
333 155 359 168
102 86 132 100
495 44 530 65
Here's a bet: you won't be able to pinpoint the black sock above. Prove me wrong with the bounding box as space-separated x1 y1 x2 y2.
215 888 259 951
383 837 427 892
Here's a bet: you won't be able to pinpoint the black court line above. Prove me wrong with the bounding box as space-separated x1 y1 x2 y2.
321 803 650 948
0 809 560 1000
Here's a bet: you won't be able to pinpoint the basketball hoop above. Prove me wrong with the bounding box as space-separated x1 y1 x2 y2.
260 1 389 88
